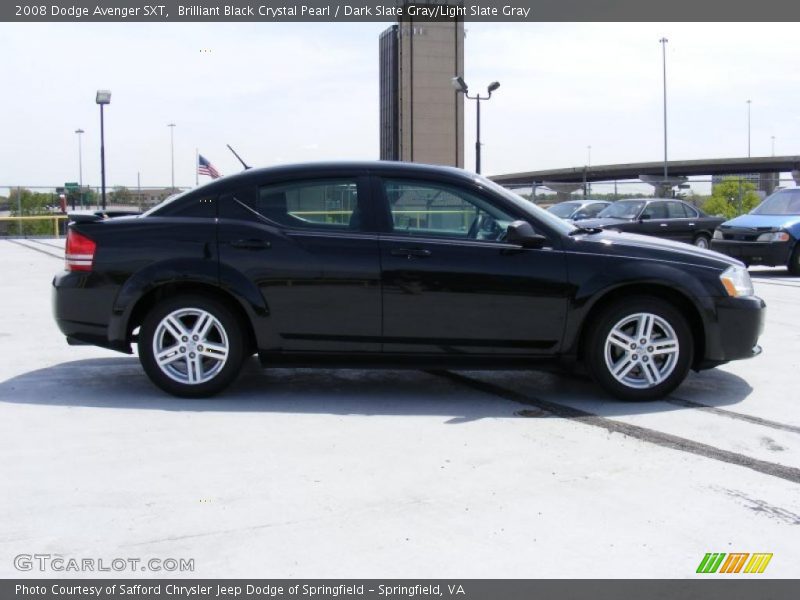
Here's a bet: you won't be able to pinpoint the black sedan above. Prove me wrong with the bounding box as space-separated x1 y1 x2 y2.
579 198 725 248
53 162 764 401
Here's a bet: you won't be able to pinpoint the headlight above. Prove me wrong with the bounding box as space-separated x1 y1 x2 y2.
713 229 724 240
720 265 754 297
756 231 791 242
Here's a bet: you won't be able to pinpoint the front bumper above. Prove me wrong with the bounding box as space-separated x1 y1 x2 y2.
698 294 766 368
710 239 793 267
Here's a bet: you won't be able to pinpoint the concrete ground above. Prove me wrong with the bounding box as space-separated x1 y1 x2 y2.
0 238 798 578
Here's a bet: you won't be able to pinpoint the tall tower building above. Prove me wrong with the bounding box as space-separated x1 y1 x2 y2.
379 9 465 168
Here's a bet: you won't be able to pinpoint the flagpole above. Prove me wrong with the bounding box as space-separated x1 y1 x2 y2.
195 148 199 186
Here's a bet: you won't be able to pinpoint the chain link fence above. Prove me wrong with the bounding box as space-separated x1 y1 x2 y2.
0 185 188 237
2 175 798 238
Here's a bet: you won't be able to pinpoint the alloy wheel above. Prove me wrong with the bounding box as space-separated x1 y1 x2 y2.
152 308 229 385
604 312 679 389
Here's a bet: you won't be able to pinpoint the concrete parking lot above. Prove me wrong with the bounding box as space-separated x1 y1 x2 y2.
0 238 798 578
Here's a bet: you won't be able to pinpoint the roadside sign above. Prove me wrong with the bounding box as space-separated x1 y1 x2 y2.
65 182 80 190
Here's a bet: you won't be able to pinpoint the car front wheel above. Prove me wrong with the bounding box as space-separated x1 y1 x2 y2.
586 296 693 401
139 294 246 397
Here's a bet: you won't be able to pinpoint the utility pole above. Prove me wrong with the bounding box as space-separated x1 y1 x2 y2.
168 123 176 189
659 37 669 182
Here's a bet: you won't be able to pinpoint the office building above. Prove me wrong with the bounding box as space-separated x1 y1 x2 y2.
379 8 465 167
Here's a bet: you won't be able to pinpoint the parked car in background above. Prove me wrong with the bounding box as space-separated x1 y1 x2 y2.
579 198 725 248
711 188 800 274
547 199 611 221
53 162 764 401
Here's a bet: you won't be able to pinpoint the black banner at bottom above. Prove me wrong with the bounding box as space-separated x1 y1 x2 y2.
3 580 800 600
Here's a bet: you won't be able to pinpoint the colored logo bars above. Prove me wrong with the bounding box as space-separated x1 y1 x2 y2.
696 553 773 574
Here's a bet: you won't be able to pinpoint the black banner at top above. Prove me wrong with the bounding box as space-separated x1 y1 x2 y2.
4 0 800 22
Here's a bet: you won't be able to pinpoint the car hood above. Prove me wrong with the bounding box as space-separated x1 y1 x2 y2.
577 217 631 228
573 229 741 269
720 213 800 230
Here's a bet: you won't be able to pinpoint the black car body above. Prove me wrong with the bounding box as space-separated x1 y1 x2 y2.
53 162 764 400
579 198 725 248
547 200 611 221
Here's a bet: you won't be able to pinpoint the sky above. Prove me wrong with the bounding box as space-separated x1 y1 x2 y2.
1 21 798 192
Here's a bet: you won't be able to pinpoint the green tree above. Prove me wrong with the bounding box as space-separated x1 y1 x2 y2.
110 186 133 206
702 178 761 219
7 188 57 236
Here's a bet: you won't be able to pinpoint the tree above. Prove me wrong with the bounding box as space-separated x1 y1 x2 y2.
702 178 761 219
7 188 57 236
110 186 133 205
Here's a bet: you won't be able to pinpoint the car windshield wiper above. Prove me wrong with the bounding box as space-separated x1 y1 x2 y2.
569 225 604 235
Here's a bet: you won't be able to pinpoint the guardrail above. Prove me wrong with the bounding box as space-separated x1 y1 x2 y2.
0 215 69 238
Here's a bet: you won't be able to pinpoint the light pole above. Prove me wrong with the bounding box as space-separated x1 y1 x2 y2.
96 90 111 210
771 135 776 157
586 145 592 196
746 99 752 158
168 123 176 190
74 128 84 210
451 77 500 174
659 37 669 182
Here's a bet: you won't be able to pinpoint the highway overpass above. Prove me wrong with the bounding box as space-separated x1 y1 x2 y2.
490 156 800 188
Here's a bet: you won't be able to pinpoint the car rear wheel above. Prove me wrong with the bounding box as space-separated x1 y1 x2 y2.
788 244 800 276
139 294 245 397
693 234 710 249
585 296 693 401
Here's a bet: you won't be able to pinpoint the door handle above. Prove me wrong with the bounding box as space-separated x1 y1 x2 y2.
689 222 696 226
230 238 271 250
659 223 668 227
390 248 432 258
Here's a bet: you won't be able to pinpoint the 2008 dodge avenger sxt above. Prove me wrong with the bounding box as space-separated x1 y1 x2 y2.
52 162 765 400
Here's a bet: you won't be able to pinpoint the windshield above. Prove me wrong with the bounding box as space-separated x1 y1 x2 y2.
751 189 800 216
597 200 646 220
547 202 580 218
476 176 577 235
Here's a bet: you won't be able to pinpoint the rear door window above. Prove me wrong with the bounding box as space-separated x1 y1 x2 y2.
642 202 669 220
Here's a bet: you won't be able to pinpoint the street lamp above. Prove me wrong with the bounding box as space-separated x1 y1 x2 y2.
746 100 752 158
452 77 500 174
771 135 776 157
659 37 669 182
168 123 176 190
96 90 111 210
74 128 84 210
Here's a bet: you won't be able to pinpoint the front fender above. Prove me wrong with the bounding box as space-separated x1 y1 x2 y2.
563 256 719 355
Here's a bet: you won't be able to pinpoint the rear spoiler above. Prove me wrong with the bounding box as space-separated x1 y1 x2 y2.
68 210 141 223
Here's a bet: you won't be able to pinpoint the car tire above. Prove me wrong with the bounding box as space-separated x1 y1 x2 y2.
693 234 710 249
788 244 800 276
585 296 694 401
138 294 246 397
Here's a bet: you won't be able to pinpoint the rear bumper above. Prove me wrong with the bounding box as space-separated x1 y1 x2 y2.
710 239 792 266
698 294 765 368
52 271 130 353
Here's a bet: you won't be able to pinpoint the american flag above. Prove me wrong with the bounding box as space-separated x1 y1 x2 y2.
197 154 221 179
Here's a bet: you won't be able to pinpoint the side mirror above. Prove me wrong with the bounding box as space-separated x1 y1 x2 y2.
506 220 547 249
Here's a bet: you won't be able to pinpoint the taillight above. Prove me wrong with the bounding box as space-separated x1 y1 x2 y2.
65 229 96 272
